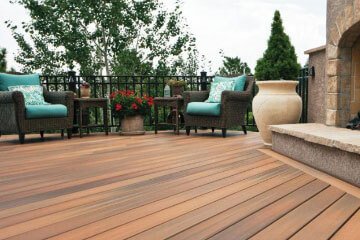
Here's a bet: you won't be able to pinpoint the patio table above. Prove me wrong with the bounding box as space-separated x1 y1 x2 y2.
154 96 184 135
74 98 109 138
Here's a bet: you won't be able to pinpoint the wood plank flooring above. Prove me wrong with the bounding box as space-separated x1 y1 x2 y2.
0 130 359 239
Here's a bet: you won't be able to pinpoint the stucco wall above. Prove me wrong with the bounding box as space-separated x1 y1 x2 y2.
306 48 327 124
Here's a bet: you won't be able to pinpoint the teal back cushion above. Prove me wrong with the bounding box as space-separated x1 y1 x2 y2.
0 73 40 91
8 85 47 105
214 75 246 91
206 81 235 103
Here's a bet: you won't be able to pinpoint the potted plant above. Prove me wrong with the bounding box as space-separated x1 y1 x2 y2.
80 81 91 98
110 90 154 135
253 10 302 146
167 79 186 97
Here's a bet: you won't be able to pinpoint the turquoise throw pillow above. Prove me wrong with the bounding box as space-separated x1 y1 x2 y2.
206 81 235 103
0 73 40 91
8 85 47 105
214 75 246 91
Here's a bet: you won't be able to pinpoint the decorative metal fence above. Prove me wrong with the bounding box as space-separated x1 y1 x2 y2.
41 70 308 131
297 67 309 123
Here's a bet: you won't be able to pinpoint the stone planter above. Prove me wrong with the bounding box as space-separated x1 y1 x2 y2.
80 87 91 98
120 115 145 135
252 80 302 146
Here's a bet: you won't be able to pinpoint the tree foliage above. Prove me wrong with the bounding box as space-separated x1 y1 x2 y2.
218 53 251 76
7 0 198 75
0 48 7 72
255 10 300 80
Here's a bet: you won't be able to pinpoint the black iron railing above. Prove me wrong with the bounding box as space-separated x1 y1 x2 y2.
41 70 309 130
41 73 258 129
297 68 309 123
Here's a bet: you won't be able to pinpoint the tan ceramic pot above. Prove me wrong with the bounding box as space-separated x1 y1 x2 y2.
252 81 302 146
80 87 91 98
120 115 145 135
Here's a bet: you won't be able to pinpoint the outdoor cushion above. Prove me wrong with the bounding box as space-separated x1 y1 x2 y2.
0 73 40 91
214 75 247 91
206 80 234 103
8 85 47 105
25 104 68 119
186 102 221 116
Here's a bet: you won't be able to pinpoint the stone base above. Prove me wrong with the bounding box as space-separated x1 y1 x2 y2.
270 124 360 187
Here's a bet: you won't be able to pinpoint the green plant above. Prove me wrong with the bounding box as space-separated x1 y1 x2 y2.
0 48 6 73
217 51 251 76
255 10 300 80
167 79 187 87
7 0 198 75
110 90 154 119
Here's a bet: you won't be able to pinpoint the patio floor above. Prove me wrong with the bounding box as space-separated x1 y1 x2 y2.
0 131 359 240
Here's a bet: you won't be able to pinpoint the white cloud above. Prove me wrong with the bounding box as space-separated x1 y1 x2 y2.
0 0 326 74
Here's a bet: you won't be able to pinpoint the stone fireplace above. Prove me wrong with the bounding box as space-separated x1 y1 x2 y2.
306 0 360 127
325 0 360 127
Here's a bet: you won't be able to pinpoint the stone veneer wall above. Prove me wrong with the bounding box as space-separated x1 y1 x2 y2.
326 0 360 126
306 46 327 124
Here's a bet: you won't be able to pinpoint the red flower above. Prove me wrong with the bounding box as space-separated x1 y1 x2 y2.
147 97 154 106
110 92 116 100
135 97 142 104
115 103 122 111
131 103 138 110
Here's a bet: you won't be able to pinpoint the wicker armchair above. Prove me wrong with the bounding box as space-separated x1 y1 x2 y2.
0 88 74 143
183 76 254 137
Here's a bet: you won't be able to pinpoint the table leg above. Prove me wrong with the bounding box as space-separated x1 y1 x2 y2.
175 107 179 135
154 104 158 134
79 105 83 138
104 104 108 135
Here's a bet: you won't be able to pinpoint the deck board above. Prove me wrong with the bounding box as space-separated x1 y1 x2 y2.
0 131 359 240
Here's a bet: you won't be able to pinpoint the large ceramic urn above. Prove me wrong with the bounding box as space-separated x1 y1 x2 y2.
252 81 302 146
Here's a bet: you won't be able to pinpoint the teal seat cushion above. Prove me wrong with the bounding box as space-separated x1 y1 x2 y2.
0 73 40 91
214 75 246 91
186 102 221 116
26 104 68 119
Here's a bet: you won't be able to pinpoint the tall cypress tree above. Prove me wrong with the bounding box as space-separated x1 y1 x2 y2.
255 10 300 80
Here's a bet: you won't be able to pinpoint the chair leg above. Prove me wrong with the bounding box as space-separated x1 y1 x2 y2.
186 126 191 136
19 133 25 144
194 126 198 133
222 128 227 138
61 130 65 139
40 131 45 141
67 129 72 139
212 127 215 133
242 125 247 135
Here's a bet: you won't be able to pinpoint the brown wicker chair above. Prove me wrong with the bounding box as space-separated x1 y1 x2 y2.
183 76 254 138
0 88 74 143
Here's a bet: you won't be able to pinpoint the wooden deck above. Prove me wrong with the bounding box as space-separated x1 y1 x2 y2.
0 131 359 240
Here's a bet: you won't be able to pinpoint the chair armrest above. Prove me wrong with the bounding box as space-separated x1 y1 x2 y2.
0 91 25 108
221 91 251 104
0 91 26 129
183 91 210 104
43 90 74 106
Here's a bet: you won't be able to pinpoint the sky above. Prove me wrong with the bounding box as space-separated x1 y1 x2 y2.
0 0 327 74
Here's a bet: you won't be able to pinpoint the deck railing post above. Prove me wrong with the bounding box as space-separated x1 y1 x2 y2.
67 70 77 93
200 71 207 91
